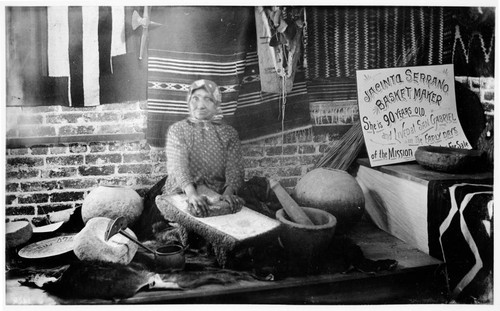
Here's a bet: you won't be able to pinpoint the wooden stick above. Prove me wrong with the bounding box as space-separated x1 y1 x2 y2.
269 179 314 226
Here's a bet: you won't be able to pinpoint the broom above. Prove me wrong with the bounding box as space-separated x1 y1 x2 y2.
314 121 365 170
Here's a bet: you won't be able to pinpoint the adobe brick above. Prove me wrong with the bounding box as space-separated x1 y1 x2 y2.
109 141 145 152
241 146 264 157
89 142 107 153
49 144 69 154
21 181 60 192
69 143 88 153
50 191 85 203
283 145 298 155
41 167 78 178
30 145 49 155
18 193 50 204
85 112 121 122
259 157 281 167
85 154 122 165
60 179 98 189
6 183 19 192
280 156 301 166
8 148 29 156
46 113 83 124
277 166 303 177
265 146 284 156
6 168 40 179
123 153 150 163
78 165 115 176
7 157 44 168
97 177 130 185
59 125 95 136
6 206 35 216
298 145 316 154
117 164 152 174
46 155 84 166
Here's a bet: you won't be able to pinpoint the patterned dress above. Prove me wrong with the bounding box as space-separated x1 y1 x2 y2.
162 118 245 195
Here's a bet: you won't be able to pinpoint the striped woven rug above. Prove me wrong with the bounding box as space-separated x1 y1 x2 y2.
305 6 455 101
146 7 310 146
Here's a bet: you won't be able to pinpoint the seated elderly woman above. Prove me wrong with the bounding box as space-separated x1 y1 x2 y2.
163 79 245 217
133 79 277 242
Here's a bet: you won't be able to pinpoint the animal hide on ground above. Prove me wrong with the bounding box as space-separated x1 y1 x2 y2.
19 260 258 301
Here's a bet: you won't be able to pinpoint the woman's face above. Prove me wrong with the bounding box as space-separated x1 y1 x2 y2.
188 88 218 120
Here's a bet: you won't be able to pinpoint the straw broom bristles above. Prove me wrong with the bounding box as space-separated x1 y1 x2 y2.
314 121 365 170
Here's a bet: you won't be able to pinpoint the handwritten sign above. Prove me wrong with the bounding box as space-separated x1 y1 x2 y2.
356 64 471 166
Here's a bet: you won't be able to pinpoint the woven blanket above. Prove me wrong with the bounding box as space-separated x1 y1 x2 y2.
146 7 310 146
427 180 493 300
304 6 454 105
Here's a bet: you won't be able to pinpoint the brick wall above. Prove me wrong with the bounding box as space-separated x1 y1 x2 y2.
4 102 339 224
4 77 494 224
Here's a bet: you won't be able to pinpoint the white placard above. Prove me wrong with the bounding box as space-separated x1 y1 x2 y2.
356 64 471 167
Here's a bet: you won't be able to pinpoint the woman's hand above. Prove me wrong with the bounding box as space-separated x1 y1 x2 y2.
220 194 245 212
221 186 245 212
185 184 209 217
187 193 209 217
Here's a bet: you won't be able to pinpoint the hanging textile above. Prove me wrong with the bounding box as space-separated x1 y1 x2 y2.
146 6 310 146
6 6 130 107
48 6 127 106
6 7 54 107
451 7 495 77
146 6 252 147
232 49 310 140
304 6 454 101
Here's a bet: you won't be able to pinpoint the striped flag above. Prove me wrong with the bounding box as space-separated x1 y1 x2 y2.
47 6 126 107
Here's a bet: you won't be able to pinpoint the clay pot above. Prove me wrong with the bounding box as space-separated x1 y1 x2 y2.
82 185 144 226
293 168 365 233
276 206 337 260
154 244 186 272
6 221 33 249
